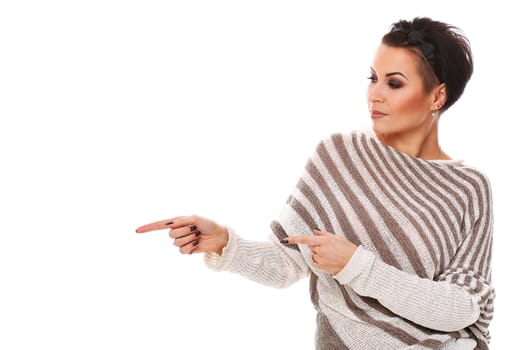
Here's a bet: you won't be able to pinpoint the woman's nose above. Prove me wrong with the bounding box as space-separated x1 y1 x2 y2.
367 84 384 104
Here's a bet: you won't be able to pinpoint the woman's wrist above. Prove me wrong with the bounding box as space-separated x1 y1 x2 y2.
213 225 230 255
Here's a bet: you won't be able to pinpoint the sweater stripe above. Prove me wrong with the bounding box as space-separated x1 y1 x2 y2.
296 178 334 232
363 135 459 273
379 141 466 243
315 304 347 349
286 196 317 237
315 141 402 270
350 134 448 275
270 220 299 251
330 135 427 277
359 136 444 269
336 284 419 345
303 151 364 245
369 137 464 249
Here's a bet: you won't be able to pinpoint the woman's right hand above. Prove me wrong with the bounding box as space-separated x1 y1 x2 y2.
136 215 229 255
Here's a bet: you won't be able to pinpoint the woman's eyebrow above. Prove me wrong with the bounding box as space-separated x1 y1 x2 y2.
386 72 408 80
369 67 408 80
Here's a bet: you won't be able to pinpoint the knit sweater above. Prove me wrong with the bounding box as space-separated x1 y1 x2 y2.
205 131 495 350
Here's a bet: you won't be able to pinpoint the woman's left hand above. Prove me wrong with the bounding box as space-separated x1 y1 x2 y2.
283 230 357 275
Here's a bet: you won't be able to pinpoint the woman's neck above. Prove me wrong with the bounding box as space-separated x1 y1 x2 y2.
375 120 450 161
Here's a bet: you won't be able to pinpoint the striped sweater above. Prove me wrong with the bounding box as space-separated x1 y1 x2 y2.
205 131 495 349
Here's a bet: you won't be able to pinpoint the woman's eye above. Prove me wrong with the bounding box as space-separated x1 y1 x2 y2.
388 80 403 89
367 75 377 83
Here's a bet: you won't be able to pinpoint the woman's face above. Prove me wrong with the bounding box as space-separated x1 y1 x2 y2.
367 44 439 137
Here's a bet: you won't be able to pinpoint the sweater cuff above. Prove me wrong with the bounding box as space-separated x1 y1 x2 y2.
204 226 237 271
333 245 374 284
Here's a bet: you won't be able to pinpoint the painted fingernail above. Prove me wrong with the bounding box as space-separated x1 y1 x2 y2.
190 225 197 231
194 231 201 237
280 239 289 244
192 240 199 246
165 221 173 226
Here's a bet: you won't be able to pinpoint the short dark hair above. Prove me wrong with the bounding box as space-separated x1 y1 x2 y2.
382 17 473 112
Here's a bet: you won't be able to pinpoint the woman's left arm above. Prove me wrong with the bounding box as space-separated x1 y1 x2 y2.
333 244 484 332
285 227 495 333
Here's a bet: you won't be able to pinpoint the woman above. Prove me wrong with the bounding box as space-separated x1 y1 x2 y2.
137 17 495 349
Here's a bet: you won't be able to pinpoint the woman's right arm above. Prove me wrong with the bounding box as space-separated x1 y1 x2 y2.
136 215 310 289
204 226 310 288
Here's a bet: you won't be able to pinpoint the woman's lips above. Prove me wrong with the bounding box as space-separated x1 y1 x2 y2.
370 110 388 119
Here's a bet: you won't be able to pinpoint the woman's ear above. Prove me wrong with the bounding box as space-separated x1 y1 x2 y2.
432 83 447 110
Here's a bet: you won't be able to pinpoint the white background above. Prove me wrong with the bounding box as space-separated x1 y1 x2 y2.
0 1 522 349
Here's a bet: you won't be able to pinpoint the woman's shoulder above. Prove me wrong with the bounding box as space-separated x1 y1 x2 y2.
455 163 493 193
308 130 384 166
316 130 491 180
316 129 375 149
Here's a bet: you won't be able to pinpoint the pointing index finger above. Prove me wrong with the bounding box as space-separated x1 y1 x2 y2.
135 216 193 233
281 235 321 246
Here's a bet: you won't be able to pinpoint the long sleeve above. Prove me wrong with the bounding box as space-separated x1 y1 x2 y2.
204 227 310 288
334 246 481 332
436 209 495 341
